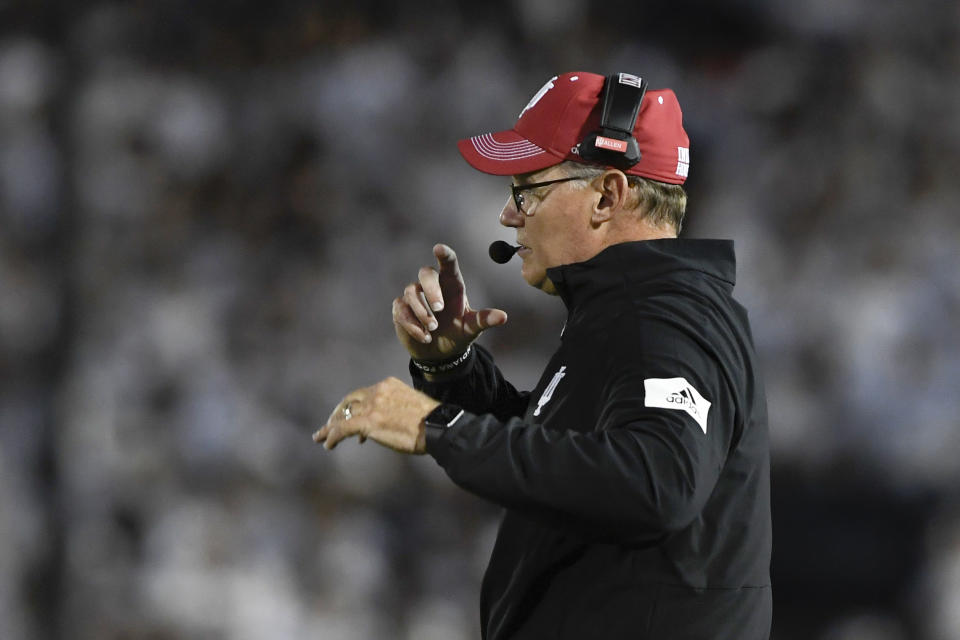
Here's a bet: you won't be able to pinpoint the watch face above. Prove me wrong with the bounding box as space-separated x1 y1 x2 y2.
428 404 464 428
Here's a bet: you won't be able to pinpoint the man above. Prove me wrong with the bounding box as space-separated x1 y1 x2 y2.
314 71 772 639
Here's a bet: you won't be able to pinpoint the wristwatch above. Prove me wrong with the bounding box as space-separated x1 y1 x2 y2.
423 403 465 443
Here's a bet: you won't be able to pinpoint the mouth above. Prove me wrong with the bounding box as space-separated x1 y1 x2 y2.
516 242 531 256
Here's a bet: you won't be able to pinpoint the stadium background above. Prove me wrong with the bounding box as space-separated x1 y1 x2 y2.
1 1 958 638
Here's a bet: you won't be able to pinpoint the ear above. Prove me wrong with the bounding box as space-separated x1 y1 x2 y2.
590 170 630 226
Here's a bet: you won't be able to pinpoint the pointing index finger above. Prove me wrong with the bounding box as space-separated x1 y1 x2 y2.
434 243 463 282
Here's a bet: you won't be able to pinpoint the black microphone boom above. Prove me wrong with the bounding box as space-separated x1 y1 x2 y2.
489 241 519 264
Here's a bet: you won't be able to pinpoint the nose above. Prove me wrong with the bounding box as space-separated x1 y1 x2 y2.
499 197 525 228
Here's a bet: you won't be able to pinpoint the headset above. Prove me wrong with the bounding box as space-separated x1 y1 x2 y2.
576 72 648 170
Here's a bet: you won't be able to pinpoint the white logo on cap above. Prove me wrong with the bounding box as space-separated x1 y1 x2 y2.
676 146 690 178
519 76 558 119
618 73 644 88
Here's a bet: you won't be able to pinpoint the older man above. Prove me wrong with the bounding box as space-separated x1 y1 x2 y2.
315 71 772 639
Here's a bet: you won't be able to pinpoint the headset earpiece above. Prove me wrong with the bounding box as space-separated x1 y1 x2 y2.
576 73 648 170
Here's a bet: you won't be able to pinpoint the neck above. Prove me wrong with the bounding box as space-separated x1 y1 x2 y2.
597 218 677 255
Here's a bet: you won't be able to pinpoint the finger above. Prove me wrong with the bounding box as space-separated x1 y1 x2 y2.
418 290 437 328
312 423 329 443
393 298 432 343
463 307 508 336
434 244 464 286
393 297 433 344
325 400 347 426
322 423 341 449
315 388 369 443
314 398 351 444
418 266 444 313
324 419 359 450
313 402 343 443
402 283 438 336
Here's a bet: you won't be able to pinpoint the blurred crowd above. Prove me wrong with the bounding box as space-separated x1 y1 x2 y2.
1 1 958 639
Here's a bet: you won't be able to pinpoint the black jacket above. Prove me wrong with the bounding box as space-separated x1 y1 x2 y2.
412 239 772 639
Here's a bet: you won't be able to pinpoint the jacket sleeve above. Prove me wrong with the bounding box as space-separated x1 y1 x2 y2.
425 320 737 540
410 343 531 422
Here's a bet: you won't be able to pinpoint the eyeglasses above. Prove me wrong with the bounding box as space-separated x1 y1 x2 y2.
511 176 585 215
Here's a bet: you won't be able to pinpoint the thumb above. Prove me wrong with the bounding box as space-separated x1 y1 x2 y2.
473 308 508 332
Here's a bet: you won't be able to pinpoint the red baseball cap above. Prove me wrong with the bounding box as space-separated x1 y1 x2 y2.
458 71 690 184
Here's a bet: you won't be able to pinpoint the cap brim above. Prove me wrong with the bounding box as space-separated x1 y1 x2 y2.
457 130 565 176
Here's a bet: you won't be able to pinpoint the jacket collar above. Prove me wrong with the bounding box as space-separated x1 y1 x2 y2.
546 239 737 311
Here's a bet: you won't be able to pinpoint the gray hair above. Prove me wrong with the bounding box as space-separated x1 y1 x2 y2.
556 161 687 233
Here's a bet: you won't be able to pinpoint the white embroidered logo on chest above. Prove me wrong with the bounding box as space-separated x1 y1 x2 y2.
534 366 567 416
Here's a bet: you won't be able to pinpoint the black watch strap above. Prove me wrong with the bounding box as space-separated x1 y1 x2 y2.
423 403 465 446
425 403 464 429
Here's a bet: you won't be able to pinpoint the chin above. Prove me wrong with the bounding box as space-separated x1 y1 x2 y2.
521 263 540 284
523 271 557 295
521 263 557 294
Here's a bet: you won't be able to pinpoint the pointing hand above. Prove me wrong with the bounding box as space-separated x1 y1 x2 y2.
392 244 507 363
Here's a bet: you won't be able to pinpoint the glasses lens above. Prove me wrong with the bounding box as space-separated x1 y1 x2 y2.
515 192 526 212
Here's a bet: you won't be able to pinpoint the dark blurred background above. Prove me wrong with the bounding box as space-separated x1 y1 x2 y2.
1 1 958 638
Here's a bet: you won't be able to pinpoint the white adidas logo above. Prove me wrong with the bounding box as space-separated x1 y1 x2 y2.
644 377 710 433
